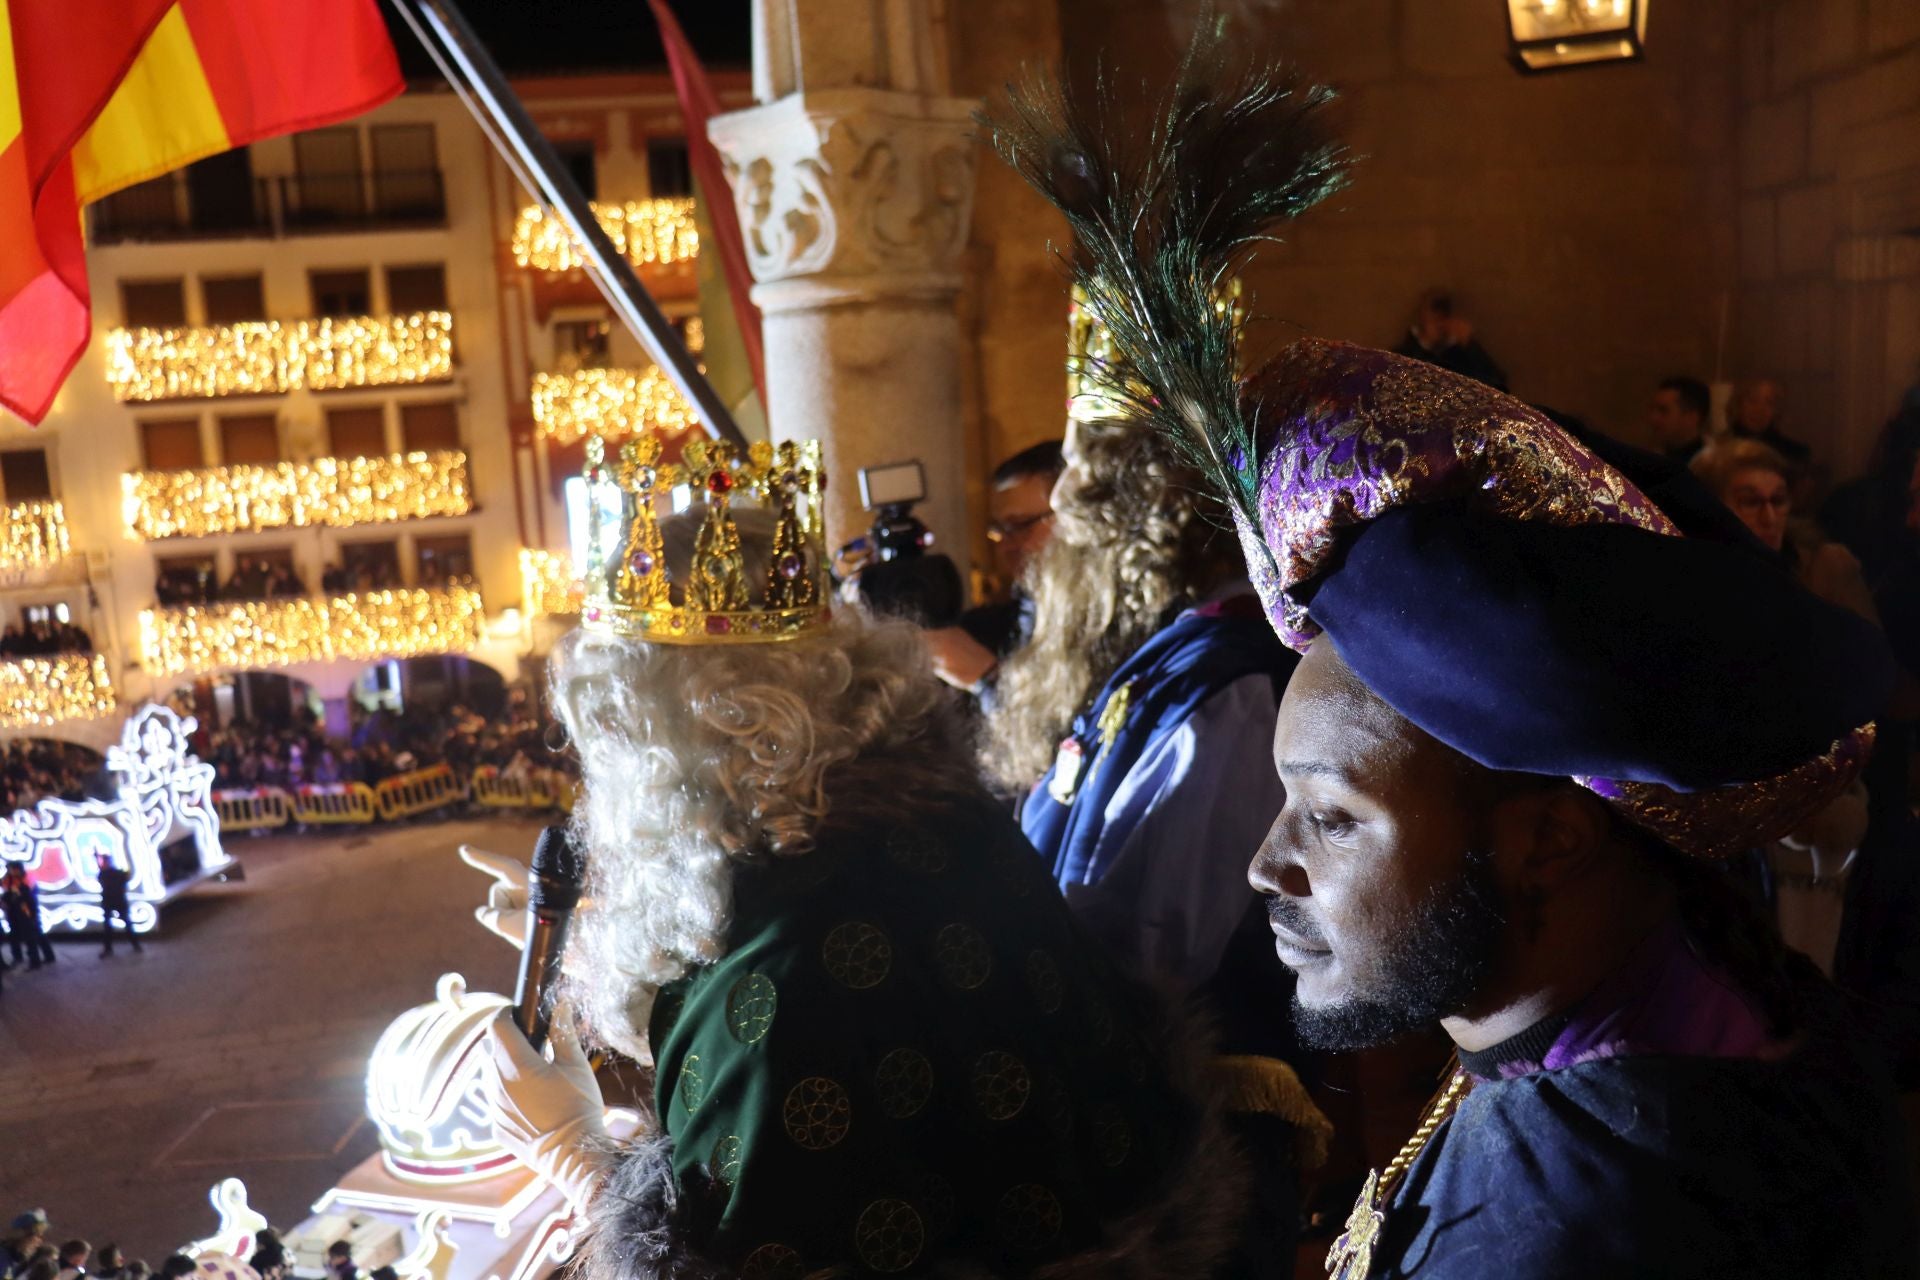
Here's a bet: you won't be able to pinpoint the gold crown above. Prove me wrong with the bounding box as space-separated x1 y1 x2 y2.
579 432 832 644
1066 281 1244 424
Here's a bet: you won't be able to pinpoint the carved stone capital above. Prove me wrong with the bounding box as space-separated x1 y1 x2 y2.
707 88 979 313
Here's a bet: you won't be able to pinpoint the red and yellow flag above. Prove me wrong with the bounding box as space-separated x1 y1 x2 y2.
0 0 403 423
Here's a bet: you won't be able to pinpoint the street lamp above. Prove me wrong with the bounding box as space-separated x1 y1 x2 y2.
1506 0 1648 72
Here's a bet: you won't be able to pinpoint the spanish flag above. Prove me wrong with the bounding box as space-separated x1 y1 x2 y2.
0 0 403 424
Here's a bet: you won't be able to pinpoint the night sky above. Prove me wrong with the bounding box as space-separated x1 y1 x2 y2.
382 0 754 78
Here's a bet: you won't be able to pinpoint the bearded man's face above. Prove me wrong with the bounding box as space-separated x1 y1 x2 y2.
1251 638 1512 1051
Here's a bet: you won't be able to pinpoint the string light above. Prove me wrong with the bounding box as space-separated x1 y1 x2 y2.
0 653 115 729
512 199 699 273
139 586 485 678
519 548 581 617
531 368 697 443
103 311 454 403
122 450 471 541
1 500 71 574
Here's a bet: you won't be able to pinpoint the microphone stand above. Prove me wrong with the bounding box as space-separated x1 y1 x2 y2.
389 0 748 452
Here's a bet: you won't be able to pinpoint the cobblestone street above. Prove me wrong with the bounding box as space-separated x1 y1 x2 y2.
0 814 545 1265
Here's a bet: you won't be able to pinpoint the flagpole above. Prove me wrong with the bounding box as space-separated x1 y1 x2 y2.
390 0 748 450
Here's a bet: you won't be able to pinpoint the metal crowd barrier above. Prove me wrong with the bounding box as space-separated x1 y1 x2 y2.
374 763 468 821
212 787 292 832
211 768 576 832
292 782 380 825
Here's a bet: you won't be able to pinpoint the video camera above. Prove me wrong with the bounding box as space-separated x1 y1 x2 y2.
838 460 963 627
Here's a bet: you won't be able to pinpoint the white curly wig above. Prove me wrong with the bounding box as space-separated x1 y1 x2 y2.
551 511 977 1060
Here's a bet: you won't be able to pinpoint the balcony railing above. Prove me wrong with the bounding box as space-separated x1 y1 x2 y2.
122 450 471 541
88 171 446 245
530 367 698 444
0 500 71 578
280 170 448 232
139 586 484 678
0 654 115 729
104 310 453 403
512 199 699 273
520 549 582 617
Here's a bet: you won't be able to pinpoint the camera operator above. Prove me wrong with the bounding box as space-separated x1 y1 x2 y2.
923 439 1063 694
833 460 965 627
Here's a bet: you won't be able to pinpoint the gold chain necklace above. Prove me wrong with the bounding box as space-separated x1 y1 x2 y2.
1324 1066 1473 1279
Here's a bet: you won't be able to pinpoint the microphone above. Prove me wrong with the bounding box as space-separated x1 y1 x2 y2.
513 825 585 1052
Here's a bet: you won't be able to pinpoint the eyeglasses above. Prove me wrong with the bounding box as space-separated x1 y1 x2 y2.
986 512 1053 543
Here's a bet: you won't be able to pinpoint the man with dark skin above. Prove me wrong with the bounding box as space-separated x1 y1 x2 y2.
1260 640 1677 1057
993 28 1916 1275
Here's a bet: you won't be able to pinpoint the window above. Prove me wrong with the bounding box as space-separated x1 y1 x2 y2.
326 406 388 459
219 414 280 465
646 139 692 198
401 402 460 453
292 127 365 222
156 555 218 605
370 124 443 220
415 533 473 584
311 268 372 317
552 317 611 369
339 540 401 590
141 419 204 471
122 279 187 329
0 449 52 501
91 173 181 241
386 264 448 314
22 602 71 626
202 274 266 324
184 148 258 232
554 140 598 200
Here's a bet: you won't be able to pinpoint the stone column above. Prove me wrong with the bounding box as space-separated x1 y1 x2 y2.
707 5 979 561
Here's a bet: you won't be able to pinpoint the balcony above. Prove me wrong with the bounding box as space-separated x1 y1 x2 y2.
122 451 471 541
0 500 73 584
513 198 698 273
139 586 484 678
104 311 453 404
0 653 115 729
530 367 697 444
88 171 446 245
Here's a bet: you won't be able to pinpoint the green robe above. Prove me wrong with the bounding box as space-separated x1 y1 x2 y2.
648 795 1195 1276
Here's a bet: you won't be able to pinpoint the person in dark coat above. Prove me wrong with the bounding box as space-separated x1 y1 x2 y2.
94 854 140 956
2 863 54 969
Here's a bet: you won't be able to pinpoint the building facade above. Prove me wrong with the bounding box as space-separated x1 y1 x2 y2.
0 71 748 749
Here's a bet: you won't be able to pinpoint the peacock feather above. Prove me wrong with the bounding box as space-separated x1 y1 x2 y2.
981 10 1349 557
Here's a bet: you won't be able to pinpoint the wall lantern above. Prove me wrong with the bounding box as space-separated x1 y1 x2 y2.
1506 0 1648 72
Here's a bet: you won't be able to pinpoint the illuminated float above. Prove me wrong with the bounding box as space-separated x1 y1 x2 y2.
2 704 231 932
285 973 639 1280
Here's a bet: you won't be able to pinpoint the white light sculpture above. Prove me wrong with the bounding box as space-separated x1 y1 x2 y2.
0 704 228 933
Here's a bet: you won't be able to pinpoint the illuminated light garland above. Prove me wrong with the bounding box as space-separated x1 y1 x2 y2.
0 653 115 729
139 586 485 678
1 499 71 573
530 367 696 443
512 199 698 273
519 548 582 617
103 311 454 403
122 450 471 540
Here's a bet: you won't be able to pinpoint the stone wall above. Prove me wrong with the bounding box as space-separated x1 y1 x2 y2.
947 1 1070 567
1732 0 1920 472
1042 0 1743 445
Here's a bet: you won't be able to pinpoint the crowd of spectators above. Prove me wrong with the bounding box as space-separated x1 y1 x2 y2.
0 740 101 814
0 619 93 658
0 1211 365 1280
197 689 567 794
155 557 307 608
